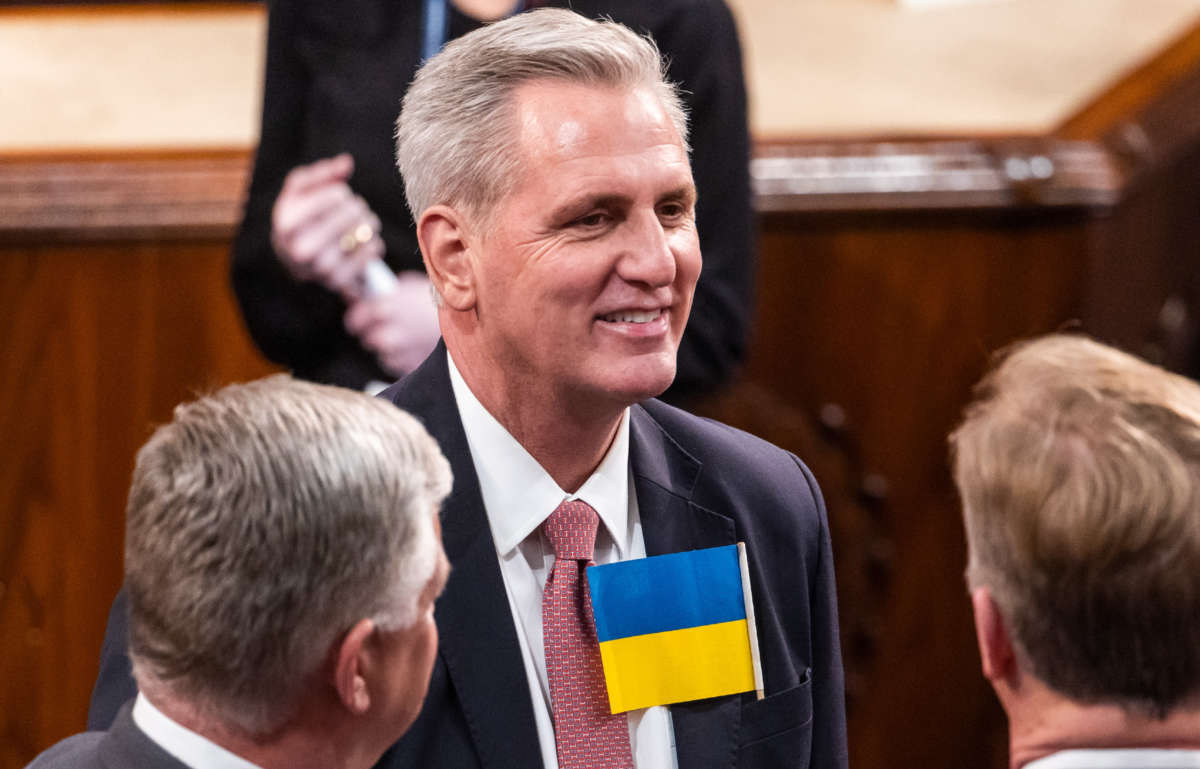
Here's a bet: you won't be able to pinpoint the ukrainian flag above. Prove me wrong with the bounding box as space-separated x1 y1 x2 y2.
587 543 764 714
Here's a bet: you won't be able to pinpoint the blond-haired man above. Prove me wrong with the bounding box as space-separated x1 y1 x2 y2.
951 334 1200 769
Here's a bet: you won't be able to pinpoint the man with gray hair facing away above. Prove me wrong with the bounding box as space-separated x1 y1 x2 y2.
950 334 1200 769
30 376 451 769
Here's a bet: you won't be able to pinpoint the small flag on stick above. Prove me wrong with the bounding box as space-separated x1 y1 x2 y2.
587 543 764 713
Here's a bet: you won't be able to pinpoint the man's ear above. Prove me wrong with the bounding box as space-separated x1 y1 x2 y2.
333 618 376 715
418 205 477 311
971 586 1016 683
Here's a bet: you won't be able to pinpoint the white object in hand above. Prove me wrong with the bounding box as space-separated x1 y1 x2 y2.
362 258 400 298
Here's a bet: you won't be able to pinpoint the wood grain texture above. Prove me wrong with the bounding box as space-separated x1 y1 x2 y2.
0 152 250 241
0 238 276 769
741 210 1092 769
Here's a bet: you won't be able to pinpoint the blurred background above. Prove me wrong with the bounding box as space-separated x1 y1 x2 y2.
3 1 1200 768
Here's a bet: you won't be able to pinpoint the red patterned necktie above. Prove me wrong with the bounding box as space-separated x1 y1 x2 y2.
542 499 635 769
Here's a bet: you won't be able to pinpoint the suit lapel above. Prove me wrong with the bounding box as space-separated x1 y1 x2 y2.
386 346 544 769
629 405 740 769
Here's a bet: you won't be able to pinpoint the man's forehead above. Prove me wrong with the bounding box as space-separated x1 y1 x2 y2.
510 80 685 160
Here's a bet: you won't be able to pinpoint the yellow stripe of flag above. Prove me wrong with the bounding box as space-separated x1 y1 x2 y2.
597 619 756 713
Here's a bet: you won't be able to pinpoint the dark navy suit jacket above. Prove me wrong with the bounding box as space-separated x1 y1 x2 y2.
30 704 187 769
87 346 848 769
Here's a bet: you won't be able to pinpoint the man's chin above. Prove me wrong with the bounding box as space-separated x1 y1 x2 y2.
604 362 677 405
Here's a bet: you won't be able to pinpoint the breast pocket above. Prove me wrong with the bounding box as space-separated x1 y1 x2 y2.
736 667 814 768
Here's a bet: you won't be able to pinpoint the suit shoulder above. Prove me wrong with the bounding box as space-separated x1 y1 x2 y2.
635 400 829 571
26 732 105 769
637 399 817 493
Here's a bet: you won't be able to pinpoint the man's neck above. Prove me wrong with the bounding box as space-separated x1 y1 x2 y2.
448 348 627 493
1007 692 1200 768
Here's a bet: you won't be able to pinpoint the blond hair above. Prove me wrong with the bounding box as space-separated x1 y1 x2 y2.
950 334 1200 716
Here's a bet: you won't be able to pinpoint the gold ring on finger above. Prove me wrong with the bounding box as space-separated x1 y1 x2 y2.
340 222 374 253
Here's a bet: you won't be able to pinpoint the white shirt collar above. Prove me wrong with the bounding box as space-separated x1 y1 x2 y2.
1025 749 1200 769
132 693 264 769
446 351 632 556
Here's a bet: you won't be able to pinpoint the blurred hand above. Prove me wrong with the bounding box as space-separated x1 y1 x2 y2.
270 153 385 301
344 271 441 377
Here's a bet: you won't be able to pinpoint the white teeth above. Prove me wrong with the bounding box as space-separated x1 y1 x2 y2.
602 310 661 323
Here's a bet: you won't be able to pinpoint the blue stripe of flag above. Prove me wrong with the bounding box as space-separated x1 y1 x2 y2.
587 544 746 643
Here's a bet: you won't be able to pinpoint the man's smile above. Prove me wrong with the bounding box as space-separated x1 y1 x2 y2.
598 308 667 324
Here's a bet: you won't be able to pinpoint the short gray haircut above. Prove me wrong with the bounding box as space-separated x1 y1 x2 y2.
125 375 452 735
395 7 689 222
950 334 1200 717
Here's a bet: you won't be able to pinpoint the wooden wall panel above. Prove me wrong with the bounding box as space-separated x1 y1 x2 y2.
0 238 276 769
737 212 1093 769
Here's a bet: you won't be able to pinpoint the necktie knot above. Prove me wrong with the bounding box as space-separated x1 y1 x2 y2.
543 499 599 561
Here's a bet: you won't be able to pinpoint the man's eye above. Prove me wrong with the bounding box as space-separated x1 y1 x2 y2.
574 212 609 228
658 203 687 220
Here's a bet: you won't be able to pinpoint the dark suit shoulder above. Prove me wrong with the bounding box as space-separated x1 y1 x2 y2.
26 733 106 769
635 398 826 557
637 398 816 487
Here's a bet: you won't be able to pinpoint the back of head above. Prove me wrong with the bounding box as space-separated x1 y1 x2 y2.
950 334 1200 717
125 375 452 735
395 7 688 222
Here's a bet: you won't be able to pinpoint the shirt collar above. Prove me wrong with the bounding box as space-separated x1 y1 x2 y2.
132 693 264 769
447 351 631 556
1025 749 1200 769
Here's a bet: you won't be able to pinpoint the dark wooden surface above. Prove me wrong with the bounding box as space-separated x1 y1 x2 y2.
0 231 277 768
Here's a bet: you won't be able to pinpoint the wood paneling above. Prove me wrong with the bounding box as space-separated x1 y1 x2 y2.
0 152 250 240
0 227 276 768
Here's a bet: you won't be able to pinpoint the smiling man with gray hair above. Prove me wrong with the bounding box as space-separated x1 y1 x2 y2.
29 376 451 769
951 334 1200 769
87 9 846 769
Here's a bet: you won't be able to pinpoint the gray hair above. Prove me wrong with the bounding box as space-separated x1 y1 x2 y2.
950 334 1200 717
395 7 689 222
125 375 452 735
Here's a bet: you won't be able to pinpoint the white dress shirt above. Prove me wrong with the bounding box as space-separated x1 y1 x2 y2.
448 353 678 769
1025 749 1200 769
132 693 263 769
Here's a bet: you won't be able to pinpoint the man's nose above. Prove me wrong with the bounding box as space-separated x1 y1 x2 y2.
616 210 676 288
